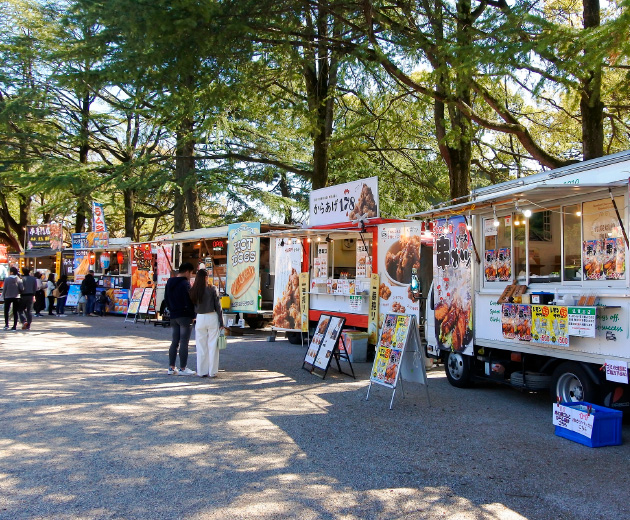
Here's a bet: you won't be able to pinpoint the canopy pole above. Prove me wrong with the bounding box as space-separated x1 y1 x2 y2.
463 215 481 264
609 189 629 249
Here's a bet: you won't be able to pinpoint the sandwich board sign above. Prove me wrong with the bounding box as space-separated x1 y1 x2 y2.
366 313 430 409
303 314 354 380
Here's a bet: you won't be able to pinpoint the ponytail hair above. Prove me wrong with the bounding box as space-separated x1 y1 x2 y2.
189 269 208 305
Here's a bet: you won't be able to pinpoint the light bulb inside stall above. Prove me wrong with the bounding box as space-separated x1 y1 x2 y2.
523 209 532 218
576 211 582 217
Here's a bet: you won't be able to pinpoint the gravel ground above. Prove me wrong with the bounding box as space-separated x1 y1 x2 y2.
1 314 629 520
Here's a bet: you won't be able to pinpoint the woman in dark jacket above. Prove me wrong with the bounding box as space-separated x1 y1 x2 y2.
189 269 224 378
46 273 56 315
55 275 69 316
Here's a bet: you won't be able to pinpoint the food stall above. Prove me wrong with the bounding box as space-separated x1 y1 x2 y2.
155 223 297 327
0 244 8 292
262 177 432 350
412 149 630 411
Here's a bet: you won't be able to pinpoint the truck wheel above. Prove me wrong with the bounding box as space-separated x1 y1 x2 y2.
244 315 265 329
445 351 473 388
286 332 303 345
551 362 598 403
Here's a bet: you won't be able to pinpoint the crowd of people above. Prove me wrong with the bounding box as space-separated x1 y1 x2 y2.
3 262 227 378
2 267 108 330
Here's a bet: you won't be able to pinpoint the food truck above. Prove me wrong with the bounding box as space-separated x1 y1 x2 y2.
156 223 297 327
414 150 630 412
263 178 432 348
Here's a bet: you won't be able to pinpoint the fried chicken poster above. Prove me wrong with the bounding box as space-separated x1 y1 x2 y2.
433 216 474 355
377 223 422 323
272 238 303 330
309 177 379 226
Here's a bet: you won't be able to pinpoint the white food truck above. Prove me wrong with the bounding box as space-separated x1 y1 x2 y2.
414 150 630 412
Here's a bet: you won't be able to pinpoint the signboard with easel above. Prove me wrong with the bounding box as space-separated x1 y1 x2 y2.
124 288 145 324
366 313 430 409
303 314 354 380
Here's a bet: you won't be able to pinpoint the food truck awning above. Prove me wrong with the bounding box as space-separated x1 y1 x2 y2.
155 224 299 243
408 181 627 219
256 218 411 238
10 248 61 258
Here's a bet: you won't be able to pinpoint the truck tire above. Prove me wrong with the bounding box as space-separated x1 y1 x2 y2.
445 351 473 388
287 332 303 345
551 362 599 403
244 315 265 329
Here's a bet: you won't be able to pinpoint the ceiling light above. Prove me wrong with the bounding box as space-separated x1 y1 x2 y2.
523 209 532 218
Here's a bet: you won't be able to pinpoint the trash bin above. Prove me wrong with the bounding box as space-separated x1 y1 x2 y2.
341 331 369 363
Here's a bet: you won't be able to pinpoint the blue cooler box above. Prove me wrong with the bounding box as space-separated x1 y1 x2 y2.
554 402 622 448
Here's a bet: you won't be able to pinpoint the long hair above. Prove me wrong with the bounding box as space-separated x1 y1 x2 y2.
189 269 209 305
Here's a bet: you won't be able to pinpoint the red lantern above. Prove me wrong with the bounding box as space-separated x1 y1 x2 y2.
117 251 124 265
89 253 95 265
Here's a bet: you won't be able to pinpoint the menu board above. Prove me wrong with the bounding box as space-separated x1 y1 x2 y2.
531 305 569 346
139 288 154 314
313 243 328 280
433 216 473 355
72 232 109 249
355 242 371 278
303 314 346 371
567 307 597 337
66 285 82 307
127 287 144 315
109 289 129 314
370 314 411 388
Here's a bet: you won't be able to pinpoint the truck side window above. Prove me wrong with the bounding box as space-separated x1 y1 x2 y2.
563 205 582 281
527 209 560 283
582 196 625 281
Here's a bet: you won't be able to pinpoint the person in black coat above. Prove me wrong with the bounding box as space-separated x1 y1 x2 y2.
81 271 98 316
164 263 196 375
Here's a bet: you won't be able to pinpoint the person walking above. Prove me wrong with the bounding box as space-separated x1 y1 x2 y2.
164 262 196 375
55 275 69 316
46 273 56 315
189 269 224 378
18 267 37 330
2 267 23 331
34 272 46 317
81 271 97 316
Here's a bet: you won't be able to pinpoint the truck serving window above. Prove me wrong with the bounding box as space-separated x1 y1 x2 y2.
527 208 561 283
563 205 582 281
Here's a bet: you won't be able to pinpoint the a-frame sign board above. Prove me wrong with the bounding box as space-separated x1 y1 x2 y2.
366 313 430 409
303 314 355 380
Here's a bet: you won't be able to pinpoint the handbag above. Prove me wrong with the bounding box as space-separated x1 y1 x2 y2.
217 331 227 351
52 287 61 298
78 295 86 304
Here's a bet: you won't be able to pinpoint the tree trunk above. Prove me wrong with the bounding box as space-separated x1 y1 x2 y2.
581 0 603 160
174 118 197 232
76 91 91 233
279 171 293 224
123 188 136 238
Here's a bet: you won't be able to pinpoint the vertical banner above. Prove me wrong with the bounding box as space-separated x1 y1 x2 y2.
377 222 422 320
156 244 173 290
132 243 153 289
299 271 309 333
92 202 108 232
368 273 380 344
272 238 303 330
433 216 474 355
227 222 260 312
73 250 90 282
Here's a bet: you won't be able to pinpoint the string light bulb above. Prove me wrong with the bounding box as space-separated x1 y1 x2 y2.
492 206 500 227
576 210 582 217
523 209 532 218
466 211 472 231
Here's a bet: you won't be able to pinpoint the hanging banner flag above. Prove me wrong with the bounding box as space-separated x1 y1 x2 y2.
272 238 302 330
227 222 261 313
92 202 108 232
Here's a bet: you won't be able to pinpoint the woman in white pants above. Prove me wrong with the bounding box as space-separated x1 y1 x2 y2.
189 269 224 378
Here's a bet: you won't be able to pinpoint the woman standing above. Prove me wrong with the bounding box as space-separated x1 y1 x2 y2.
189 269 224 378
34 272 46 317
2 267 23 331
55 274 69 316
46 273 56 315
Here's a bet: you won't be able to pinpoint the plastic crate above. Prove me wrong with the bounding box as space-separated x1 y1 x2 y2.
554 402 622 448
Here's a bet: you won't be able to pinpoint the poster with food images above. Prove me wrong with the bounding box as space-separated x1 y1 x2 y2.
127 287 144 315
272 238 302 330
156 244 173 290
314 316 344 369
603 237 625 279
377 223 423 328
370 315 410 387
132 243 153 290
531 305 569 346
356 242 370 278
227 222 260 313
309 177 379 226
501 304 517 339
433 216 474 355
498 248 512 281
516 304 532 341
583 240 602 280
314 243 328 280
73 249 90 282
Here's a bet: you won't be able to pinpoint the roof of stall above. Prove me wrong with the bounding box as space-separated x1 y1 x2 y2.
153 223 298 243
256 218 411 238
408 150 630 219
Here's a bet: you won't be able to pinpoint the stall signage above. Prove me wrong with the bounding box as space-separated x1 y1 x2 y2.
356 243 370 278
272 238 302 330
368 273 380 344
299 272 309 333
0 244 7 263
26 225 51 250
156 244 173 290
132 243 152 289
66 285 81 307
73 250 90 282
433 216 473 355
567 307 597 337
553 403 594 438
605 360 628 384
531 305 569 346
483 220 497 237
377 223 422 324
72 232 109 249
313 315 344 370
314 243 328 281
309 177 379 226
227 222 260 312
127 288 144 315
370 314 412 388
139 288 154 314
